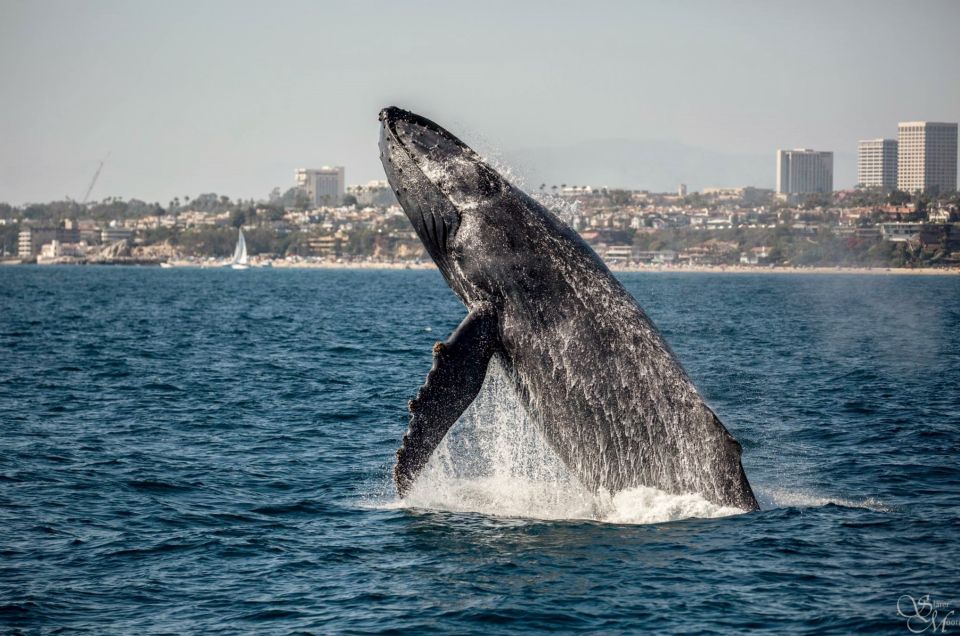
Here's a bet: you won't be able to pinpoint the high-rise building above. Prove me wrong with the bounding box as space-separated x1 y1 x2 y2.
295 166 345 206
776 149 833 197
18 227 35 257
897 122 958 194
18 226 65 258
857 139 898 190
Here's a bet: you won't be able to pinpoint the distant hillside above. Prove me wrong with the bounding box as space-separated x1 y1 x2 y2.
503 139 856 193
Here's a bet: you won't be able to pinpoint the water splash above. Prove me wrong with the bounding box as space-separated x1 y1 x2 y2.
757 488 890 512
375 366 890 523
385 362 746 525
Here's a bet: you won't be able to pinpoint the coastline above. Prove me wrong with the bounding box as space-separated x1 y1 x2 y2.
609 264 960 276
9 258 958 275
186 260 960 276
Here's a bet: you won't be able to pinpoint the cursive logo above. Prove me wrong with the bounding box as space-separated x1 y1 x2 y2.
898 595 958 633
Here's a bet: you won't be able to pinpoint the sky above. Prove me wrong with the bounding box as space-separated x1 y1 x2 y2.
1 0 958 204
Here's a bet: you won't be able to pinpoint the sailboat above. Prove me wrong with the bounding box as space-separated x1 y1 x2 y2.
230 228 249 270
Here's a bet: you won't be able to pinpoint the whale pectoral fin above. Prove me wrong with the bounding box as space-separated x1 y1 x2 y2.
394 304 500 497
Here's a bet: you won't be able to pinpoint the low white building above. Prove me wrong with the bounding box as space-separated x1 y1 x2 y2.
880 222 923 242
101 227 133 244
740 246 771 265
603 244 634 262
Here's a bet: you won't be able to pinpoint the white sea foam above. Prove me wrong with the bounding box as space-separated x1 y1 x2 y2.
375 362 745 525
367 363 888 524
393 477 744 525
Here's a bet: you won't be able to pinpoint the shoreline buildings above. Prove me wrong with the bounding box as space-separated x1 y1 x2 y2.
857 139 898 191
896 122 958 194
776 149 833 201
345 180 398 207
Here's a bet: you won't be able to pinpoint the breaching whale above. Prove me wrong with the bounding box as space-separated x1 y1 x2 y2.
379 106 759 511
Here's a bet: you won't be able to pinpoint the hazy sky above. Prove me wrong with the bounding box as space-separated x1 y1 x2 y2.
1 0 958 204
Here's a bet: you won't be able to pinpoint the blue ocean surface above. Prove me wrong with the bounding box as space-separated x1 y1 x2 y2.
1 267 958 634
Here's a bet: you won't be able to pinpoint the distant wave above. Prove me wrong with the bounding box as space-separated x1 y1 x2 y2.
756 488 890 512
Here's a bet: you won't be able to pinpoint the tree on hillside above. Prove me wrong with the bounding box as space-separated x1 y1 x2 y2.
279 187 311 210
888 189 911 206
229 209 246 228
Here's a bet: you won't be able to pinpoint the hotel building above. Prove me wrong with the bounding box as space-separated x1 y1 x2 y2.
776 149 833 197
857 139 898 190
897 122 958 194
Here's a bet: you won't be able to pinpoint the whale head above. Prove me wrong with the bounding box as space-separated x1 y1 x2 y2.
379 106 518 304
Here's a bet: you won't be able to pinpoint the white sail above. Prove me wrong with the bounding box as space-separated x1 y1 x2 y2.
233 229 248 265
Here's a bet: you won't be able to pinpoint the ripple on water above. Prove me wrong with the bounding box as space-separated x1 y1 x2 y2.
0 268 957 634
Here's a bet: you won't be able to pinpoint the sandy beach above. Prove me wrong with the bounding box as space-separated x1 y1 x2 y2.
609 264 960 276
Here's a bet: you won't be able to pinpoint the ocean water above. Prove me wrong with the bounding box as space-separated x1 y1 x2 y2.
1 266 958 634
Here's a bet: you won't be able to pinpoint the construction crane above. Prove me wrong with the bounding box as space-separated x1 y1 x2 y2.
81 153 109 204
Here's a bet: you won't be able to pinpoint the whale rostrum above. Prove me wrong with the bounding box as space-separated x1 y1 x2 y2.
379 106 759 511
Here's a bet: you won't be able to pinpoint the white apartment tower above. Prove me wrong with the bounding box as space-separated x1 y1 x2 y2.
776 149 833 196
857 139 898 190
295 166 346 206
897 122 958 194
